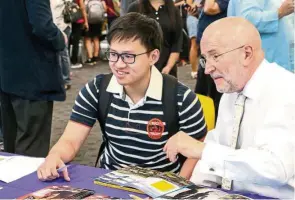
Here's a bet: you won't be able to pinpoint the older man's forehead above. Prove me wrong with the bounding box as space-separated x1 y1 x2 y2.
201 36 223 54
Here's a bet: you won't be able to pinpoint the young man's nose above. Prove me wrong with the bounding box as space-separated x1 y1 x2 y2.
114 56 127 68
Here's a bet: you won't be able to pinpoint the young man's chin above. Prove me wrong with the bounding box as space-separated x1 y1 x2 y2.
116 78 132 86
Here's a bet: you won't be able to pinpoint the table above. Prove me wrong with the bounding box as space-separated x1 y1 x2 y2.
0 152 272 199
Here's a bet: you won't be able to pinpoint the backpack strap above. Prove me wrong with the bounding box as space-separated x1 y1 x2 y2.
95 73 113 167
162 74 187 166
95 73 184 167
162 74 180 136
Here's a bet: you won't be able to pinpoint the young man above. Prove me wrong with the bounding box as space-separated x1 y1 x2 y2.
37 13 207 181
164 17 295 199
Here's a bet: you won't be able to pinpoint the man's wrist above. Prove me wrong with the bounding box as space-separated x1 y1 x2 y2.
191 141 205 159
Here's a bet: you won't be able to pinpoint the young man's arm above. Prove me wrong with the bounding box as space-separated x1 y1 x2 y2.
177 88 207 179
38 77 101 181
37 121 92 182
179 158 199 179
47 121 91 164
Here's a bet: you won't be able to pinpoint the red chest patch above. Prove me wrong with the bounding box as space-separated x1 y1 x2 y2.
147 118 165 140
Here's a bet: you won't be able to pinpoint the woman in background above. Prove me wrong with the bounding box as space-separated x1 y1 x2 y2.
69 0 89 69
128 0 183 78
104 0 120 28
84 0 107 65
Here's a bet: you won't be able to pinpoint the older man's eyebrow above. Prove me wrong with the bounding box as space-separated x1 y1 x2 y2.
201 49 218 58
208 49 218 54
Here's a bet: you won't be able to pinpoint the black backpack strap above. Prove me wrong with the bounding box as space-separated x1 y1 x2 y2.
162 74 187 166
95 73 113 167
162 74 180 135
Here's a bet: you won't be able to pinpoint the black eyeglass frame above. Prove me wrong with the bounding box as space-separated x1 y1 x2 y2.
105 50 153 64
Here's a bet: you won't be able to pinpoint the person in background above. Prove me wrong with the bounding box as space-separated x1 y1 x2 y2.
164 17 295 199
186 0 201 79
0 0 67 157
194 0 229 120
69 0 89 69
104 0 120 28
227 0 295 72
128 0 183 78
37 13 206 182
84 0 107 65
50 0 72 90
120 0 136 16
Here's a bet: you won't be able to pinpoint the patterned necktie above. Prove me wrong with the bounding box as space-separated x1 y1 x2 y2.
222 93 247 190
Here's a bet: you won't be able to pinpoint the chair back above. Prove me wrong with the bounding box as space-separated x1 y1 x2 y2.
197 94 215 131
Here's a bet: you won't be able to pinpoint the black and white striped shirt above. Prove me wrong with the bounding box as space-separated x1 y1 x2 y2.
70 67 207 173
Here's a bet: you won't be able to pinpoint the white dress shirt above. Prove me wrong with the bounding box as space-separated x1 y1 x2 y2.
191 59 295 199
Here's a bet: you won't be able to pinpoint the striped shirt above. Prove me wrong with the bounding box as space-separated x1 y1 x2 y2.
70 66 207 173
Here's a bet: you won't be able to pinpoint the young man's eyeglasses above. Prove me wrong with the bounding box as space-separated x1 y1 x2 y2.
105 50 152 64
200 45 245 69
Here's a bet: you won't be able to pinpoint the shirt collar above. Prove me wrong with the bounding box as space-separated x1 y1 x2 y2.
242 59 269 100
106 65 163 101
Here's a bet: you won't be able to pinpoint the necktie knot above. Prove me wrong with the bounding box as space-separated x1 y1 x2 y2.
235 93 247 107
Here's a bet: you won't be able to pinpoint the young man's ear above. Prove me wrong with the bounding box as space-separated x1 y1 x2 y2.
149 49 160 66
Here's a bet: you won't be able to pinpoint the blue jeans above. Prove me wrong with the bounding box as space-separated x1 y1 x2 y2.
186 15 198 39
60 26 71 85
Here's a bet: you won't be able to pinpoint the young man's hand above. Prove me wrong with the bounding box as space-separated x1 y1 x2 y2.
37 153 70 182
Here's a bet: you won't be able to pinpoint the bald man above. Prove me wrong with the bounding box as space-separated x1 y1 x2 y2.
163 17 295 198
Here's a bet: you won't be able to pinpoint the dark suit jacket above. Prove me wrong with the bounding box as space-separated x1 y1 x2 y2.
0 0 66 101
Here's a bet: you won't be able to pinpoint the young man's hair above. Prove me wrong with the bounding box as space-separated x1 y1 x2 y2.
107 13 163 52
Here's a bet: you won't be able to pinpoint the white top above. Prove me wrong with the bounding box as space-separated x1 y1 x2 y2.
191 59 295 199
50 0 71 31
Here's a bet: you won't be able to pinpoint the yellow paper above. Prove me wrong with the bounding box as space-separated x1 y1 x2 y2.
151 180 176 192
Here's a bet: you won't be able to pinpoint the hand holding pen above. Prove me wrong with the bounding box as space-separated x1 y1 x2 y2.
37 153 71 182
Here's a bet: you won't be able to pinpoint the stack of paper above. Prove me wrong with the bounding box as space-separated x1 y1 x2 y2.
0 155 44 183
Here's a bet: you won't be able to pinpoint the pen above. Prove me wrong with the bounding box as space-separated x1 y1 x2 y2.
57 165 69 173
129 194 143 200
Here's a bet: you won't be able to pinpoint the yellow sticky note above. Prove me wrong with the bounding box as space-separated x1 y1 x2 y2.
151 180 176 192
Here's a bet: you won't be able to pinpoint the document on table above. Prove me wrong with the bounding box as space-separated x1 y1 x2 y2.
0 155 44 183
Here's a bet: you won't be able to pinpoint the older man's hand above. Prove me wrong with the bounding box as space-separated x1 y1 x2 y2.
163 131 205 162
